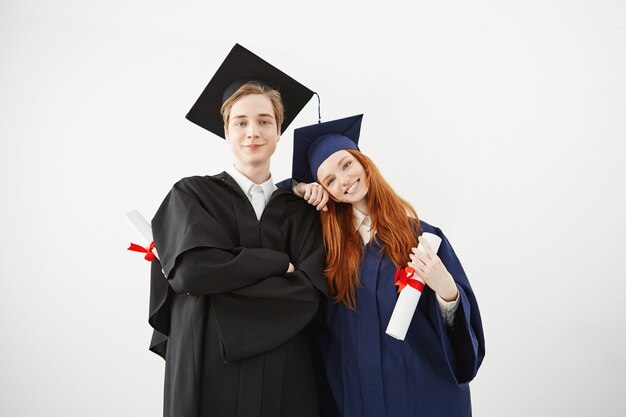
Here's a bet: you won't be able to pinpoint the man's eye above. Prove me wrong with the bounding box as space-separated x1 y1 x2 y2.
235 121 246 127
259 120 270 125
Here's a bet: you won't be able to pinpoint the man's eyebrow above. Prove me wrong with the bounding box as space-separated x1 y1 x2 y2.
232 113 275 119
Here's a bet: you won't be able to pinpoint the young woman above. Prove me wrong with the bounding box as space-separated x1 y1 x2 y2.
292 114 485 417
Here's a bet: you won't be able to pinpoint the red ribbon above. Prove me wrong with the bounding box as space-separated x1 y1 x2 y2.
127 241 156 262
394 266 425 294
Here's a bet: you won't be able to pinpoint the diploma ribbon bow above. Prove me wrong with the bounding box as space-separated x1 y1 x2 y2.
127 241 156 262
394 266 425 294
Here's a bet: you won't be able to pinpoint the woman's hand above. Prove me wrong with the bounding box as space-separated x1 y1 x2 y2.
409 236 458 301
295 182 329 211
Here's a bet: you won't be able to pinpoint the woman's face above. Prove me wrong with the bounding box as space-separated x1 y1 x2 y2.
316 150 368 209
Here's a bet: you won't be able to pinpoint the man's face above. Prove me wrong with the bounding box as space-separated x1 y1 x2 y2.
224 94 279 169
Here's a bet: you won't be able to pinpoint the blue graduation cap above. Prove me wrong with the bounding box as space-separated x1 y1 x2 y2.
292 114 363 184
186 44 315 139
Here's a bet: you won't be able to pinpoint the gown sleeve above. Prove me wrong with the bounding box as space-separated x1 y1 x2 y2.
148 257 171 359
167 247 290 295
211 206 328 362
152 179 290 293
147 178 288 359
423 224 486 384
148 177 328 362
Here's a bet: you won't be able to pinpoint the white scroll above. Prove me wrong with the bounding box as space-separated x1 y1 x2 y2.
125 209 159 260
385 232 442 341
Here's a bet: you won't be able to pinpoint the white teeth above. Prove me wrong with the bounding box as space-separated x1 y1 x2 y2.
345 179 359 194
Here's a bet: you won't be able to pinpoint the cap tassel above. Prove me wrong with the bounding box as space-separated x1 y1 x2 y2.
314 92 321 123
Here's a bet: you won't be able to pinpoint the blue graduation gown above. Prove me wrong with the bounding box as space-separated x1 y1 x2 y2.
318 221 485 417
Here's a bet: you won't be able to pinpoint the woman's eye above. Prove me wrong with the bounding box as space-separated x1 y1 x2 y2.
343 161 352 169
326 178 335 186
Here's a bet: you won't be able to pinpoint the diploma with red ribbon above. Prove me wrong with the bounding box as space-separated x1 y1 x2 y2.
128 241 156 261
393 266 424 293
385 232 442 340
126 209 159 261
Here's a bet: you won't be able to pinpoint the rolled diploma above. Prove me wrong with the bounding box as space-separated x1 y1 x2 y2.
125 209 159 260
385 232 442 340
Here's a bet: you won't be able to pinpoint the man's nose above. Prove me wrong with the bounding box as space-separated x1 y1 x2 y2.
246 124 260 138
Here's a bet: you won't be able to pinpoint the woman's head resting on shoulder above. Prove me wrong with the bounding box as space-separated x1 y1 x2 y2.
293 115 420 308
316 149 369 211
293 114 369 212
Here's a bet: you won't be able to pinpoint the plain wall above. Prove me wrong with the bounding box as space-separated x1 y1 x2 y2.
1 0 625 416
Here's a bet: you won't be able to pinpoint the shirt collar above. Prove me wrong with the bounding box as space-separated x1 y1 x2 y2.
227 166 277 203
352 206 369 229
352 206 372 244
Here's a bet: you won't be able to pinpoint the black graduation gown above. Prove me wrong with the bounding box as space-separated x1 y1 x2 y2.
147 172 328 417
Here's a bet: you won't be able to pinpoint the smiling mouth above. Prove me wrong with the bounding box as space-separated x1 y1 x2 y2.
244 144 263 151
345 178 360 194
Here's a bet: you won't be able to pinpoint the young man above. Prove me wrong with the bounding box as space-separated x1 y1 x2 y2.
147 44 327 417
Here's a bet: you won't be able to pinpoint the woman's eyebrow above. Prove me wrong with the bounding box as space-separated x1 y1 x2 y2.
320 156 350 184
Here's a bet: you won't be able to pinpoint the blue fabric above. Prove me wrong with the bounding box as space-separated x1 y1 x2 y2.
318 221 485 417
308 134 359 182
292 115 363 184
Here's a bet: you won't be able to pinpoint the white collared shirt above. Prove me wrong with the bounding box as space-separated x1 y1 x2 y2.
352 207 459 327
227 166 277 219
352 207 373 244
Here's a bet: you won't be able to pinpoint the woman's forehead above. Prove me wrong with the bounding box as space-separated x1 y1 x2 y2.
317 150 352 180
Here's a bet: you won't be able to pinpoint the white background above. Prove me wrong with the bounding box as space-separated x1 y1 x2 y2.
1 1 625 416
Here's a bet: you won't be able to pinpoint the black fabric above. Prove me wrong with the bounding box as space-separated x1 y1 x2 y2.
148 172 327 417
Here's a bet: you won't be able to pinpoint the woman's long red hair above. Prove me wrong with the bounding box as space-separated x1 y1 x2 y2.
321 149 421 309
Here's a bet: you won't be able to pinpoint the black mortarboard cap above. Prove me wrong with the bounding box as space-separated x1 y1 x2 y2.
292 114 363 184
186 44 314 139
